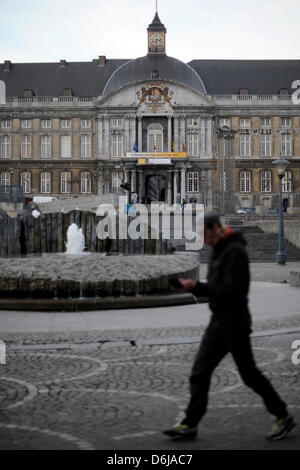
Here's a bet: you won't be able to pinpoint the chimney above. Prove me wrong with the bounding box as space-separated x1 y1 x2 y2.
59 59 67 67
4 60 11 71
98 55 106 66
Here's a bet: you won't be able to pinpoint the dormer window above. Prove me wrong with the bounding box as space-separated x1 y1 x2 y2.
24 89 34 98
239 88 249 95
63 88 72 97
279 88 289 95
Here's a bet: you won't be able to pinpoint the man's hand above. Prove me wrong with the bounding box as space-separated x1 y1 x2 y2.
178 278 196 292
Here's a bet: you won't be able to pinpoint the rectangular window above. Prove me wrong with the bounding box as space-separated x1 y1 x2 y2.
0 172 11 190
281 134 292 157
41 135 52 159
187 118 198 127
111 118 123 128
261 171 272 192
260 134 272 157
21 135 32 158
80 134 92 158
80 119 91 128
187 172 199 193
260 117 271 127
1 120 12 129
21 119 32 129
0 136 12 158
240 171 251 193
40 172 51 194
61 135 72 158
41 119 52 129
282 171 292 193
219 118 231 128
239 134 251 157
61 172 71 194
187 134 199 157
112 134 123 157
81 172 91 194
20 172 31 194
281 117 291 127
61 119 72 129
240 118 250 128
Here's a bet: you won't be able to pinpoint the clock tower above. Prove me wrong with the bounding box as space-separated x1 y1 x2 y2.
147 12 167 55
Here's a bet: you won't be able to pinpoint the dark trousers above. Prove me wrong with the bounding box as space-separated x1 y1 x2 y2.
182 320 287 428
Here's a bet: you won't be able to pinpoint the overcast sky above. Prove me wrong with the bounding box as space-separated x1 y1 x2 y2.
1 0 300 63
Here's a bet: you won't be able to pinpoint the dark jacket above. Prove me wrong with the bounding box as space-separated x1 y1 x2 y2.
192 230 251 327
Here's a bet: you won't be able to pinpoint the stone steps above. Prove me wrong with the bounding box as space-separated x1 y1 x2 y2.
199 225 300 262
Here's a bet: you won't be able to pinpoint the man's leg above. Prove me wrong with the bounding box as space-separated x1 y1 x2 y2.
229 328 288 419
181 322 229 428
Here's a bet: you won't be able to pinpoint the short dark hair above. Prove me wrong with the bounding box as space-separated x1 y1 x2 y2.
204 211 221 230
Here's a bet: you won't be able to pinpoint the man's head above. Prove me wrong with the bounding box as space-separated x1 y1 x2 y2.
204 212 223 245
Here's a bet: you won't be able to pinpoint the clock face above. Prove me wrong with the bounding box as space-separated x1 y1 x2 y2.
150 32 164 46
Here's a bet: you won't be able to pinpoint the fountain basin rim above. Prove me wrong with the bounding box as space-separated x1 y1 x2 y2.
0 293 207 312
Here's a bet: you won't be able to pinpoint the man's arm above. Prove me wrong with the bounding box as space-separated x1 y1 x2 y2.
182 245 249 301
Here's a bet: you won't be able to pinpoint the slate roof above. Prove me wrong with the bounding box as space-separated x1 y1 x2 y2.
0 59 128 98
188 59 300 95
103 54 207 96
1 57 299 98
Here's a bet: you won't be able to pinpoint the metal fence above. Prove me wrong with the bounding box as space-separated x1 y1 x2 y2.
0 186 24 203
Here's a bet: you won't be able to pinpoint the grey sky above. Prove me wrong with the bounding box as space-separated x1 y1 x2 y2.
1 0 300 63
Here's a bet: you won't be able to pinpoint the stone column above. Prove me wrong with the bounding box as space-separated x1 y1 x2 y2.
131 116 137 153
125 116 130 153
207 117 213 158
168 116 172 152
206 168 213 210
174 116 179 152
181 167 186 202
98 167 104 195
97 116 103 159
167 171 172 205
200 117 206 157
180 117 186 151
173 170 178 204
138 170 143 200
104 116 110 158
138 117 142 152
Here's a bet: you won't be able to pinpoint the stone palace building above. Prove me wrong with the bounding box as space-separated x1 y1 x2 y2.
1 12 300 213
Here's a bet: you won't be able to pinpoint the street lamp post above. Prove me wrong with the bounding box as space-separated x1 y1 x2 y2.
201 176 206 207
272 158 290 264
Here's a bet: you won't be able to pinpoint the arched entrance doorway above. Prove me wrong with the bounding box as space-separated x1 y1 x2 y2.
146 175 166 203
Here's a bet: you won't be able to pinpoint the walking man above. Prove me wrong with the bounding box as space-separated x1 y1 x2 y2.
163 212 296 441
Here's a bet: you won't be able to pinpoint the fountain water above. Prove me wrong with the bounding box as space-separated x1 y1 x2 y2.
65 223 86 254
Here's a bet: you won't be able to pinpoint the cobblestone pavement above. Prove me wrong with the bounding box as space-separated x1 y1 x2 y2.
0 326 299 450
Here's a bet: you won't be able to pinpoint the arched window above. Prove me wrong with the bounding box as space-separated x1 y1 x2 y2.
282 171 292 193
81 172 91 194
261 171 272 192
147 123 163 152
61 172 71 194
240 171 251 193
40 172 51 194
